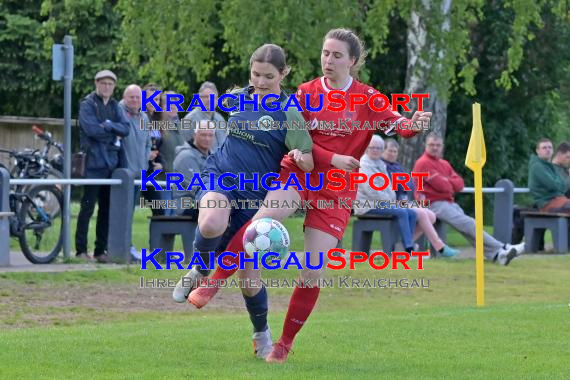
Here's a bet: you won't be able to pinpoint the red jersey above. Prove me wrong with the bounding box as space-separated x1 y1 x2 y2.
282 76 417 175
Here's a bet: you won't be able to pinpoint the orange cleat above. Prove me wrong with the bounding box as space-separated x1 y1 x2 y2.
265 339 292 364
187 282 221 309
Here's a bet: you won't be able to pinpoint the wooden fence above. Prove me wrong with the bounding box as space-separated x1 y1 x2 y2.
0 116 75 168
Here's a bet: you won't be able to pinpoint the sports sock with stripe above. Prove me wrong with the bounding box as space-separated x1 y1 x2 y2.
280 281 320 348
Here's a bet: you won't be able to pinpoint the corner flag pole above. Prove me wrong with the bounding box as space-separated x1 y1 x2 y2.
465 103 487 307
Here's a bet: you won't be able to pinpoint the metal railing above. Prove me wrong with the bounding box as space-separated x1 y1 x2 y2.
461 187 529 194
1 167 527 266
1 168 155 266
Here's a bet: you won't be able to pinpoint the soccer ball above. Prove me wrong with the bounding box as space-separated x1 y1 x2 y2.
243 218 290 263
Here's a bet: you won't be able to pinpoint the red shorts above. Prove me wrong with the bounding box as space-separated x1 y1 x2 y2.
278 163 354 241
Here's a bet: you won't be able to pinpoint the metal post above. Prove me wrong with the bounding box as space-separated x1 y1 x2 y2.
108 168 134 263
62 35 74 259
493 179 514 244
0 168 10 266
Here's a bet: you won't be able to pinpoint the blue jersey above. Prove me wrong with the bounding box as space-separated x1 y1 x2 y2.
202 86 312 201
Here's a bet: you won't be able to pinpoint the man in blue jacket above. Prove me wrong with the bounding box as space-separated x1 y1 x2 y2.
75 70 130 263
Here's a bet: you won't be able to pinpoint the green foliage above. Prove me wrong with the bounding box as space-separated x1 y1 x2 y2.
498 0 546 89
0 0 136 117
218 0 366 86
0 0 568 194
41 0 136 102
0 0 50 115
117 0 221 93
363 0 398 57
2 0 567 116
446 3 570 215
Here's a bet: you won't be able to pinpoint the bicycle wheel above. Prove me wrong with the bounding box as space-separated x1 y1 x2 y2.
18 185 63 264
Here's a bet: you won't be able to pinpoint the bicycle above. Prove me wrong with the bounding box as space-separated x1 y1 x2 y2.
0 127 64 264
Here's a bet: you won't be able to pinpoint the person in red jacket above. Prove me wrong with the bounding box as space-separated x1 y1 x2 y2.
188 28 429 363
413 132 525 264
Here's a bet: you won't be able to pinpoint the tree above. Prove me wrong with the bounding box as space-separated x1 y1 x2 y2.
447 2 570 186
0 0 135 117
2 0 568 179
392 0 569 170
0 0 51 116
117 0 366 95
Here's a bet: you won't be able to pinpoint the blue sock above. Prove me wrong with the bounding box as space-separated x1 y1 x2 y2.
193 227 222 276
243 286 268 333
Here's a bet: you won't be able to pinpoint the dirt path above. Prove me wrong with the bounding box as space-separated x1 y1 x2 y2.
0 280 289 329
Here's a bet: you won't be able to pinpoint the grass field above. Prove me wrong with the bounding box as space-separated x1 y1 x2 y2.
1 250 569 378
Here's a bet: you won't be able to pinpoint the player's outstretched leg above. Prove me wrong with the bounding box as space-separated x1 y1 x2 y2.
188 221 253 308
172 226 220 302
189 188 300 308
173 194 231 303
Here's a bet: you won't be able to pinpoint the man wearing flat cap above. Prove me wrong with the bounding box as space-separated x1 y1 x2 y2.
75 69 130 263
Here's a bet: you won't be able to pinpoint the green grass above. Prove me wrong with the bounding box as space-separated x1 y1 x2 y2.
4 202 568 378
1 304 568 379
1 256 569 378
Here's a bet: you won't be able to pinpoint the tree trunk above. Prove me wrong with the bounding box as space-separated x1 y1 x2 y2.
399 0 451 171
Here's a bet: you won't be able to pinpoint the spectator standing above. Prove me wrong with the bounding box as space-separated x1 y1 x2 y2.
119 84 153 260
75 70 130 263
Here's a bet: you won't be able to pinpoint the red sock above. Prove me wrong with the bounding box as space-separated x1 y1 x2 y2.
280 282 320 348
211 220 252 281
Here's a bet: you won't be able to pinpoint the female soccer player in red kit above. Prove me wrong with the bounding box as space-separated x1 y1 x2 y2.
189 28 431 363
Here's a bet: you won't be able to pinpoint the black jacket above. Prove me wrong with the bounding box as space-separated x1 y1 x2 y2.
78 92 130 178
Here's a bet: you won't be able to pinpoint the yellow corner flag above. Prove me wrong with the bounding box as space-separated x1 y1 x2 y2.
465 103 487 307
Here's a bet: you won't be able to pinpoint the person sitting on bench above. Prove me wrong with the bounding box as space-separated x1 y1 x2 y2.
552 142 570 199
530 139 570 214
355 135 418 254
172 121 215 219
382 138 460 257
413 133 525 265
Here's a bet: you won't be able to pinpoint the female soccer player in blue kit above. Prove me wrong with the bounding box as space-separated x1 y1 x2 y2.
171 43 313 359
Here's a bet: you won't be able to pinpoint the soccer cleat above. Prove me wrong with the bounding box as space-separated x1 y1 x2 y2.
440 245 460 258
188 284 220 309
496 247 517 266
172 268 205 303
265 339 292 364
252 327 273 359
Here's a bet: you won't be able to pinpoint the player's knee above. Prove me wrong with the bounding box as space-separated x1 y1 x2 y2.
199 216 226 238
425 210 436 224
253 207 272 220
416 209 430 224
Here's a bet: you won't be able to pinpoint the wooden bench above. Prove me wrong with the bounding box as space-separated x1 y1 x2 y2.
352 215 401 254
522 211 569 253
149 215 197 261
352 214 445 256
